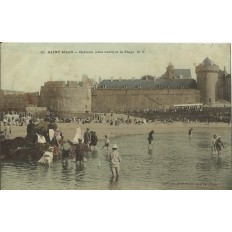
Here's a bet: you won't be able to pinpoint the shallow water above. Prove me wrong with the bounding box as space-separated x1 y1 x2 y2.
1 130 231 190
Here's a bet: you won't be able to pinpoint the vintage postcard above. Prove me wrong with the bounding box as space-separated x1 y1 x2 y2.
0 43 231 190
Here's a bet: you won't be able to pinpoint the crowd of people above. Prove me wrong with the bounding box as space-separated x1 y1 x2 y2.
29 122 121 177
0 107 228 178
131 106 231 123
1 106 231 133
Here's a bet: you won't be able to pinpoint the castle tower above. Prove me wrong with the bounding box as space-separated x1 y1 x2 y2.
195 57 219 105
166 63 174 79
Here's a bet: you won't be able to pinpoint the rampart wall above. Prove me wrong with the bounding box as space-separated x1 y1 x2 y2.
91 88 200 113
0 91 40 111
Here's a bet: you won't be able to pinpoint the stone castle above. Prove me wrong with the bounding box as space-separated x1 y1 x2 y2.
0 57 231 114
39 78 92 113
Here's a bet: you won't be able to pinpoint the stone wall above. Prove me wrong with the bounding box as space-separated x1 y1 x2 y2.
216 74 231 102
0 91 40 111
91 88 200 113
39 81 91 113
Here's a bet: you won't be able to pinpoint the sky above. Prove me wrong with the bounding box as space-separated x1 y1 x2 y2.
1 43 230 92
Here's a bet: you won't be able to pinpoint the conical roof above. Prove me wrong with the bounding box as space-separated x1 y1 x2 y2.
202 57 214 65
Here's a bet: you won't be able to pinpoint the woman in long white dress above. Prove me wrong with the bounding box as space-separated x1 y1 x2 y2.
72 127 82 144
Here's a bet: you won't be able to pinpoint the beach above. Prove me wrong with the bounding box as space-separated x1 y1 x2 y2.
1 121 231 190
7 121 231 142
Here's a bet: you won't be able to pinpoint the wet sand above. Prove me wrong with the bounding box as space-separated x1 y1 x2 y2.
7 121 231 142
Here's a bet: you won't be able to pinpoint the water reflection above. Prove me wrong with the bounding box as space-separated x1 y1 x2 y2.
148 148 154 155
109 176 120 190
215 157 222 167
75 163 85 182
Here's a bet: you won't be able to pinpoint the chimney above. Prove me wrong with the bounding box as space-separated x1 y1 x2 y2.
111 76 113 81
132 77 135 81
119 77 121 81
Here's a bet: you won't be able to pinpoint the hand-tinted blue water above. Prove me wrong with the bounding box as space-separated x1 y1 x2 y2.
1 130 231 190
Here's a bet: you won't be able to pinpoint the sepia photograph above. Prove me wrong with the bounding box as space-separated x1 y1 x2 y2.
1 1 232 232
0 43 231 190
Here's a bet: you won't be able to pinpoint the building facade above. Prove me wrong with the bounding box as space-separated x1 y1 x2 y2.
92 78 200 113
92 58 231 113
92 88 200 113
161 63 192 79
216 69 231 102
0 57 230 115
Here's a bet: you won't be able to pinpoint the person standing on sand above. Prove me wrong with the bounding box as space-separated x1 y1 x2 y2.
108 144 121 177
27 119 35 137
3 122 11 139
188 128 193 140
148 130 154 148
26 119 36 143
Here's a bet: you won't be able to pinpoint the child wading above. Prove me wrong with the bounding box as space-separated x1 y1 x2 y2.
215 136 224 156
61 140 71 165
75 138 86 165
108 144 121 177
147 130 154 149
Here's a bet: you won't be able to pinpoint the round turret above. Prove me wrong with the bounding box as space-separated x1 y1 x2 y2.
40 81 91 113
196 57 219 105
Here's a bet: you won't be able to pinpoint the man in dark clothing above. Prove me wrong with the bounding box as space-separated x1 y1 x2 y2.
83 128 90 145
61 140 71 165
27 119 35 136
75 138 86 164
90 131 98 146
27 119 36 143
90 131 98 152
0 131 5 141
188 128 193 140
148 130 154 144
148 130 154 148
